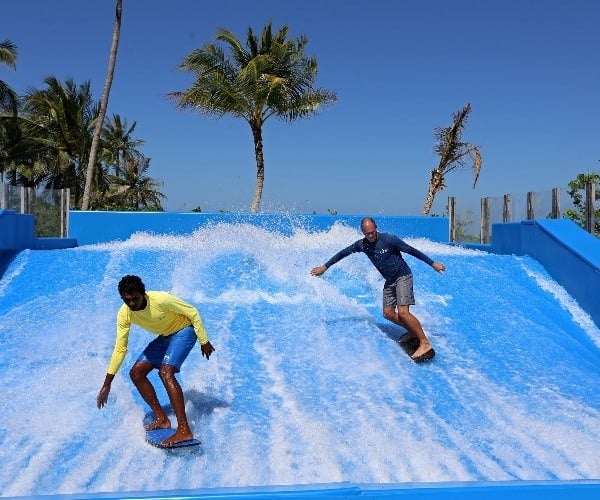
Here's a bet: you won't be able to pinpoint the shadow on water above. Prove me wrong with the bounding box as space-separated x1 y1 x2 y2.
324 315 421 358
142 391 230 457
187 389 231 416
0 250 18 280
143 390 230 424
375 322 406 342
375 322 422 357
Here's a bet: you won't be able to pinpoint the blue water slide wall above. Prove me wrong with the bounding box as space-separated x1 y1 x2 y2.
32 479 600 500
67 211 450 245
2 211 599 499
482 219 600 328
0 209 35 250
0 208 77 251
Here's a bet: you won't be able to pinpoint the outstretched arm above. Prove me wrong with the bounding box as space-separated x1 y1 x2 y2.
311 241 361 277
393 236 445 274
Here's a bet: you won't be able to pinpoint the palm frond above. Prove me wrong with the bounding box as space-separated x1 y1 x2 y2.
423 103 483 215
0 39 17 68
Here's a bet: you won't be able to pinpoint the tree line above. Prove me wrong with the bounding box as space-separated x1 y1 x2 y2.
0 39 165 211
0 12 339 213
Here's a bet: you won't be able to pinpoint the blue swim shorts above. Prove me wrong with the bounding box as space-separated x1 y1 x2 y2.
136 326 197 372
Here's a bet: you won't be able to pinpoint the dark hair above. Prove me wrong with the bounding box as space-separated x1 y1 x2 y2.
118 275 145 295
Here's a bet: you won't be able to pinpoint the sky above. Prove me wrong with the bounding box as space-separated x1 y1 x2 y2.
3 0 599 214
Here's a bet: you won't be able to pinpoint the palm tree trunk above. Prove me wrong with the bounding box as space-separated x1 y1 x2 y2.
422 185 437 216
250 124 265 213
422 169 445 215
82 0 122 210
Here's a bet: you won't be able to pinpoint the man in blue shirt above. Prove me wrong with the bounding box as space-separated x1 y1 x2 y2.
311 217 445 362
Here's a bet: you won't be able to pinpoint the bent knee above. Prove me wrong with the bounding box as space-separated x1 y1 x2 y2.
158 364 177 380
129 361 153 382
396 307 413 322
382 307 396 320
129 364 144 382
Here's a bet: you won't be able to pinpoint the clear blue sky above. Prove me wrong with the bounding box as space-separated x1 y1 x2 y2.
3 0 599 214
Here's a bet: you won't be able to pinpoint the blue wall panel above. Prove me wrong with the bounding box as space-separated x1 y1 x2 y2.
0 209 35 250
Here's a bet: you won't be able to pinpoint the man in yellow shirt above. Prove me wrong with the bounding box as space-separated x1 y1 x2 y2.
96 275 215 447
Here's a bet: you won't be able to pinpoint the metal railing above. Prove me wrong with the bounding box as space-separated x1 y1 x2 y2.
0 182 70 238
449 184 597 243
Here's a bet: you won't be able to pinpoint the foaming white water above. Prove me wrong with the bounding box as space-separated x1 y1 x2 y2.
0 222 598 496
518 258 600 348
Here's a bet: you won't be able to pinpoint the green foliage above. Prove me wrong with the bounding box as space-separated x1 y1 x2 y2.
0 38 18 114
454 210 479 242
31 196 61 237
0 79 166 213
564 172 600 236
95 202 163 212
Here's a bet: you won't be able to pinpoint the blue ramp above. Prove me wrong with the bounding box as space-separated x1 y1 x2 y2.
0 222 598 498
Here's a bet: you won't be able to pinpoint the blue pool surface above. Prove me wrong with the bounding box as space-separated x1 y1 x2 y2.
0 221 598 498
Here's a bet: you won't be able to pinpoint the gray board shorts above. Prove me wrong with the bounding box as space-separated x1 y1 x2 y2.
382 274 415 308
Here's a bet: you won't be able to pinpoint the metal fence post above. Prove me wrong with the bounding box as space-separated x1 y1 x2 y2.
585 182 596 233
503 194 511 222
527 192 535 220
551 188 560 219
27 187 34 214
61 188 70 238
448 196 456 242
20 186 32 214
481 197 491 244
1 182 7 209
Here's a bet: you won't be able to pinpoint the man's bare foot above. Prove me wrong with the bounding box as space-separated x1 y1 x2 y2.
144 416 171 431
411 342 433 360
160 428 194 446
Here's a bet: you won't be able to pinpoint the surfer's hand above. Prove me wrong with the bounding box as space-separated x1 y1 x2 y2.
97 385 110 409
311 265 327 277
432 262 445 274
201 341 215 360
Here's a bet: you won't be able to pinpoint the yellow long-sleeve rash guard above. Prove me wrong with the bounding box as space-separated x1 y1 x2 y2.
107 291 209 375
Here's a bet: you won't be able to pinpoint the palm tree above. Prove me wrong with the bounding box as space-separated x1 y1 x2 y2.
422 103 482 215
20 76 97 205
0 109 21 182
0 121 49 187
82 0 123 210
101 114 144 172
0 38 19 182
104 155 165 210
94 114 143 206
169 21 337 213
1 75 162 211
0 38 18 115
